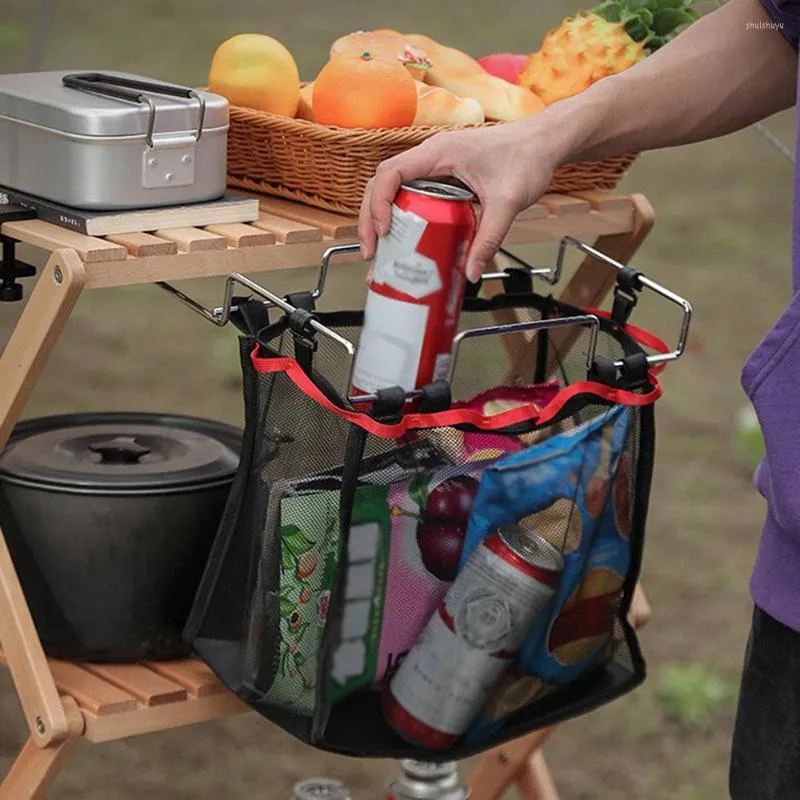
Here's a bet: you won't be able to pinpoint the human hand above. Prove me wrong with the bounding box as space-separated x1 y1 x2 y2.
357 120 562 281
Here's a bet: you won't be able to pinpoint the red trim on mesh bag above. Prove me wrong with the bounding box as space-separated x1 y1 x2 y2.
250 348 663 439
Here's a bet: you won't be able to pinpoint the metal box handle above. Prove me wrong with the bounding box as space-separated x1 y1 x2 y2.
62 72 206 148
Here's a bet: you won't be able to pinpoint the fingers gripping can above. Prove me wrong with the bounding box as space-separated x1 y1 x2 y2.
352 179 477 395
383 525 564 750
387 760 470 800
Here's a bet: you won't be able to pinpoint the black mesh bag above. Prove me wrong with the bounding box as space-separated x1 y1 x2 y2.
185 244 681 760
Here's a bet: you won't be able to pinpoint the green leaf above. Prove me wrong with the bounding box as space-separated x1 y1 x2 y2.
295 622 310 644
651 7 697 35
280 546 294 574
293 651 307 667
623 17 651 40
623 0 653 10
282 525 314 558
279 596 295 616
636 8 655 26
595 0 624 20
408 475 430 512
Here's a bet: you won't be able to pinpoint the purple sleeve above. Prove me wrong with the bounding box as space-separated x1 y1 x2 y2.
759 0 800 49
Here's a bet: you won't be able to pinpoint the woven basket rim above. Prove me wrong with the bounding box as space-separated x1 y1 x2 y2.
229 103 490 136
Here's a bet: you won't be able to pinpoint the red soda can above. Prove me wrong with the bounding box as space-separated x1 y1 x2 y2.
382 524 563 750
351 179 477 396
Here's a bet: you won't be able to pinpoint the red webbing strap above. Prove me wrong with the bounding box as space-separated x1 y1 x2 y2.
251 348 663 440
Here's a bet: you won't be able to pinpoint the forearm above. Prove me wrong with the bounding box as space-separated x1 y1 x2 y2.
537 0 797 163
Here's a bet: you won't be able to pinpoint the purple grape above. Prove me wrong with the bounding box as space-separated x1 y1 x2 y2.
416 520 466 582
425 476 479 525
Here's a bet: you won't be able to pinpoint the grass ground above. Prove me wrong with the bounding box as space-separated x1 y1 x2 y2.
0 1 796 797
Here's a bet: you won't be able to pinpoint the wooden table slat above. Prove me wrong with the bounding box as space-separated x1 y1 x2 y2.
251 212 323 244
204 223 276 248
571 190 634 211
154 227 227 253
258 197 358 239
48 661 139 716
146 659 225 697
82 664 188 707
1 220 127 263
105 231 178 257
537 194 592 216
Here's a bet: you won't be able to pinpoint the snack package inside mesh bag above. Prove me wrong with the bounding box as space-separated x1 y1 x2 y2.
459 405 633 741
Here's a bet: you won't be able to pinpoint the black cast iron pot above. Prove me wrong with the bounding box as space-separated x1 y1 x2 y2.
0 412 241 662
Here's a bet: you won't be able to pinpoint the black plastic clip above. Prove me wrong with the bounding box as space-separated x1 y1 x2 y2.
285 290 316 313
588 356 619 387
288 307 318 376
418 379 452 414
0 205 38 303
502 267 534 296
611 266 644 325
372 386 406 422
618 352 651 390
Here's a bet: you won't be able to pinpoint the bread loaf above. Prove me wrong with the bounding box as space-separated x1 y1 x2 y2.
413 81 484 126
405 33 544 121
296 82 315 121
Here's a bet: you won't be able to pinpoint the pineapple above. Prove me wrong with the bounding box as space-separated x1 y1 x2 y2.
519 0 699 105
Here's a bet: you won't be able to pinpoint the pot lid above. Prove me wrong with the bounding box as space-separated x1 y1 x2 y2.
0 415 241 492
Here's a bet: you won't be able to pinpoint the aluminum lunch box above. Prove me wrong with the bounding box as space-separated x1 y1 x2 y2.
0 70 230 210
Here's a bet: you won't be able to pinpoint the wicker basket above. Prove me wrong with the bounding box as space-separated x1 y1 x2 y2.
226 104 638 215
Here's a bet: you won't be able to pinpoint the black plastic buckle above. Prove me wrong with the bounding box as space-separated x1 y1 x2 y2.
611 287 637 325
285 290 316 313
611 266 644 325
502 267 534 296
618 352 651 390
588 356 619 387
372 386 406 422
418 379 452 414
0 205 38 303
288 307 318 354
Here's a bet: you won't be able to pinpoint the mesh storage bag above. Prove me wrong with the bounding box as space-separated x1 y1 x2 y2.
185 282 665 760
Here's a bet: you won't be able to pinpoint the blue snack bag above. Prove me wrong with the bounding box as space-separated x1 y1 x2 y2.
461 406 633 742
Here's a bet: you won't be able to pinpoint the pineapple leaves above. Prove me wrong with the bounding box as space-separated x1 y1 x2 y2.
624 17 652 41
597 0 697 49
595 0 624 21
652 7 698 35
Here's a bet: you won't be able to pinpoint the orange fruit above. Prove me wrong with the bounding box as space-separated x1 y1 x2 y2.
208 33 300 117
296 82 315 121
330 30 431 80
313 52 417 129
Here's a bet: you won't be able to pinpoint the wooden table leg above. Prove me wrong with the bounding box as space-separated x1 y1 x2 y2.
0 697 84 800
0 249 85 449
0 249 85 747
467 726 556 800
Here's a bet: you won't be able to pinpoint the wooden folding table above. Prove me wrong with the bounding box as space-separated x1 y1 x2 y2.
0 189 654 799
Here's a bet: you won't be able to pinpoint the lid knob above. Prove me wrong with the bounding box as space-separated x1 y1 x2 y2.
88 436 151 465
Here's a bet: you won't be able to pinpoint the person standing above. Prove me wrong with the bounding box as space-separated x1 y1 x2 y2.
358 3 799 794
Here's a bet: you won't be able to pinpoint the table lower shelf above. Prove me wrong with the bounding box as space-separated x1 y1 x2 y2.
0 648 248 743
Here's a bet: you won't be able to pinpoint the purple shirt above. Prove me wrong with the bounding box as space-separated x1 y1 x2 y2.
743 0 800 629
